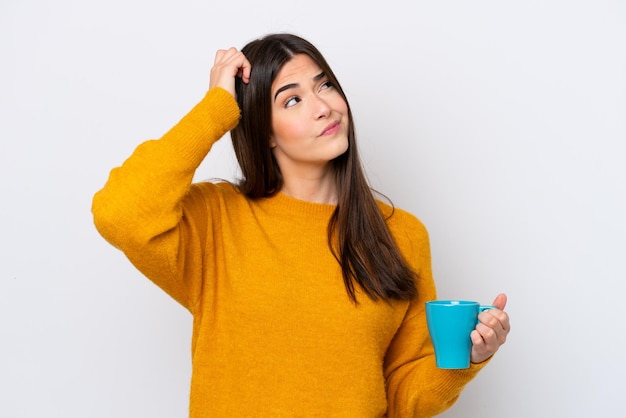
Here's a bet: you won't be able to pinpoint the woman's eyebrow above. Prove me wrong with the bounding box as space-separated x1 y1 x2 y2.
273 72 326 102
274 83 298 102
313 71 325 82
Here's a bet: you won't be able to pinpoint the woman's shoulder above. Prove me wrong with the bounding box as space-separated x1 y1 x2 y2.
190 180 243 200
183 180 250 211
376 199 425 227
376 199 430 247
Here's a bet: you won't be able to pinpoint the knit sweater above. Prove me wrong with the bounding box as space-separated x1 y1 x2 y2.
92 87 485 417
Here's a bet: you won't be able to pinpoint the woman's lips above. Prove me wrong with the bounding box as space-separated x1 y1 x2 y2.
320 121 340 136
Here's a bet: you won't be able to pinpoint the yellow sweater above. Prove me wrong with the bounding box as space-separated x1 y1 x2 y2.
92 88 485 417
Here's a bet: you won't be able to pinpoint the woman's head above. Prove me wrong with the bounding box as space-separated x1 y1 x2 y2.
231 33 417 302
231 33 355 198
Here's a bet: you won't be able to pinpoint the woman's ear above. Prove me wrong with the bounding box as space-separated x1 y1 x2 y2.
269 137 277 149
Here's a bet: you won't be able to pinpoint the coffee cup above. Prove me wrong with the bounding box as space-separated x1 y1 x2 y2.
425 300 497 369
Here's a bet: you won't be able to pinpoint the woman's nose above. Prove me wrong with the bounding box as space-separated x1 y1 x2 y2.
312 95 332 119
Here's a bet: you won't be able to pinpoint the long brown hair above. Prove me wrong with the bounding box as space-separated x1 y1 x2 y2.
231 33 417 302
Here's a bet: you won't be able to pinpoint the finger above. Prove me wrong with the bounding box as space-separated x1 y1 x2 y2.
479 309 505 330
209 48 251 94
491 293 507 310
476 322 498 345
470 329 484 347
470 329 494 364
477 310 509 345
214 48 226 63
214 47 238 64
239 57 251 84
484 307 511 334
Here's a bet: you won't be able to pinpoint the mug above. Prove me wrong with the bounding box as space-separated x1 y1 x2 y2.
425 300 496 369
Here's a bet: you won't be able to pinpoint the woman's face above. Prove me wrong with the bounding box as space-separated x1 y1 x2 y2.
269 54 349 176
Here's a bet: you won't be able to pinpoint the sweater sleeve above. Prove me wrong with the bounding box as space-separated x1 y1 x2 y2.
91 88 240 311
383 213 488 417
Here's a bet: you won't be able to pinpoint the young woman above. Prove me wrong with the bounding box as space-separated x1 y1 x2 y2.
92 33 510 417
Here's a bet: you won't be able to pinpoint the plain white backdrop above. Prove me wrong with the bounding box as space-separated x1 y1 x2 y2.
1 0 624 417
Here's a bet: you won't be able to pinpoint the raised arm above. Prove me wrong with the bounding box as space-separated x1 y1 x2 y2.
91 48 250 309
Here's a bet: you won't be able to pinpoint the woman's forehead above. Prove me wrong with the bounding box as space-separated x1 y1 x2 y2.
272 55 323 90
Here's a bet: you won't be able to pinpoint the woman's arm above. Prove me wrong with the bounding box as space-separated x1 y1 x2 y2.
91 87 240 309
383 214 495 417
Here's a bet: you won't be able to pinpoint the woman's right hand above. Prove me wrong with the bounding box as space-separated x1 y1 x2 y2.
209 47 251 99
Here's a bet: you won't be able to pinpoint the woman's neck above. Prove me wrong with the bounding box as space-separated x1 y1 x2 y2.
279 168 338 205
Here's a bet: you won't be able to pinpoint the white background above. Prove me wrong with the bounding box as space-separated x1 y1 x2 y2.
1 0 624 417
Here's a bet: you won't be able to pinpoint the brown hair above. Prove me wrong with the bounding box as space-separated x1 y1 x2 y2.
231 33 417 302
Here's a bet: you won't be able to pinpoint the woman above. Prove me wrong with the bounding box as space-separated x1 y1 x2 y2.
92 33 510 417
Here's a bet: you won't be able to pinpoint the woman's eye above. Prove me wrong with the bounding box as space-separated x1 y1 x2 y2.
320 80 333 90
284 96 300 108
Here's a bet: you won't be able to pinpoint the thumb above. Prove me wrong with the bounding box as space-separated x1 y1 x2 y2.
492 293 508 310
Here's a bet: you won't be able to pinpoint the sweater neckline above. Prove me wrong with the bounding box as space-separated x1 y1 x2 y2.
257 192 336 220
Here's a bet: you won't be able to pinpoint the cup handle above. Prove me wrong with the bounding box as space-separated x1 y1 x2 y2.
476 305 498 326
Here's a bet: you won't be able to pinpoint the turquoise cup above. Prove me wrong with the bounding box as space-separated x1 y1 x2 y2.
425 300 496 369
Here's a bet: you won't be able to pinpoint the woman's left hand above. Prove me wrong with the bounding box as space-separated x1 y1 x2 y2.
470 293 510 364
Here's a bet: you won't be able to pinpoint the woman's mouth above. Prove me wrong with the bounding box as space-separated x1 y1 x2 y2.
320 121 340 136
